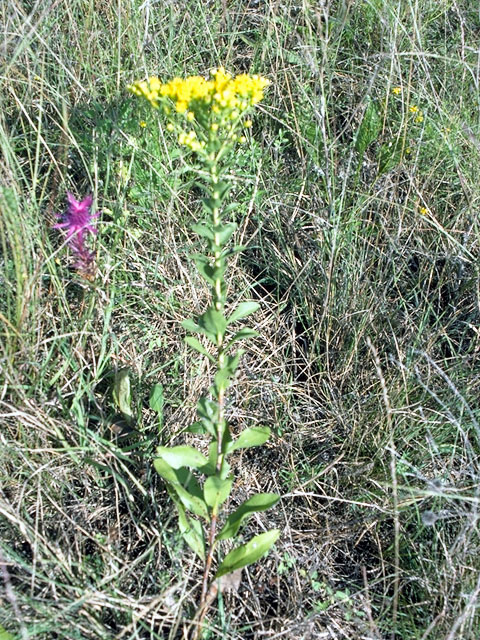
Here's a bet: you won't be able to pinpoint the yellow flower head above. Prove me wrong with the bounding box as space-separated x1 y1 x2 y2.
392 87 402 95
128 69 269 120
409 105 419 113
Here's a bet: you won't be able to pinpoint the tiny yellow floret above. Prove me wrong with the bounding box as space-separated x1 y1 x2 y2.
409 105 419 113
392 87 402 95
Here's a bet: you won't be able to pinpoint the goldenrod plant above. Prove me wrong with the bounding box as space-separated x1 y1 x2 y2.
128 68 280 633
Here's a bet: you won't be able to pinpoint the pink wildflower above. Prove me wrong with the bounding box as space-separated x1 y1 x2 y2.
54 192 98 240
54 192 98 278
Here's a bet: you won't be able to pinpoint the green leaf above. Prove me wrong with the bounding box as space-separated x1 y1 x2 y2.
202 196 220 212
204 475 233 509
377 140 403 174
217 493 280 541
355 100 381 155
214 222 237 246
113 367 133 420
192 254 227 286
215 529 280 578
191 223 214 239
156 445 208 470
185 336 215 362
213 181 232 200
192 255 215 285
226 426 270 453
186 421 207 435
222 244 247 258
149 383 164 426
225 328 259 350
198 397 219 422
228 301 260 325
154 459 209 518
182 318 203 334
183 316 216 344
214 351 243 393
198 307 227 340
177 503 205 560
153 457 178 484
196 397 219 437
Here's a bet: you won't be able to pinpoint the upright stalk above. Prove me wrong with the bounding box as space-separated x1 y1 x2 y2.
198 161 226 616
129 68 280 640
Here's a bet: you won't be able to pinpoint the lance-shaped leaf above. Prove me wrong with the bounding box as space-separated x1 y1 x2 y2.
156 445 208 470
213 222 237 246
212 181 232 200
377 140 403 175
186 421 207 435
214 351 243 393
185 336 216 362
182 316 215 342
198 307 227 343
227 301 260 325
175 497 206 560
355 100 381 155
196 396 219 437
192 254 227 287
226 426 270 454
191 222 214 240
224 327 259 351
222 244 247 258
113 367 133 420
215 529 280 578
204 475 233 509
149 383 164 427
154 458 209 519
202 197 220 213
217 493 280 541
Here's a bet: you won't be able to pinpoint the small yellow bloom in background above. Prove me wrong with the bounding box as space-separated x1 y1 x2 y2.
409 105 419 113
238 136 246 144
187 111 195 121
392 87 402 95
166 123 174 132
139 121 147 128
415 115 424 123
419 206 427 215
244 119 252 128
405 147 412 155
210 123 219 132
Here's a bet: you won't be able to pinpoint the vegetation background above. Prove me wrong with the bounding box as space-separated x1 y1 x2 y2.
1 0 479 638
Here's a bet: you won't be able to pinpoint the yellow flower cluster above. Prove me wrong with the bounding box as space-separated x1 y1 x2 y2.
128 68 269 115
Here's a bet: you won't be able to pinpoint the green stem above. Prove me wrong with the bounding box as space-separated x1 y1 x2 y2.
195 160 229 632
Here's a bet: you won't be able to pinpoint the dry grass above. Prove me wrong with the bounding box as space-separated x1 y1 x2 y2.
1 0 480 638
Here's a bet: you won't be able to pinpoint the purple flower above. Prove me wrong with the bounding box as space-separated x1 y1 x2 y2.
54 192 98 240
54 192 99 277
